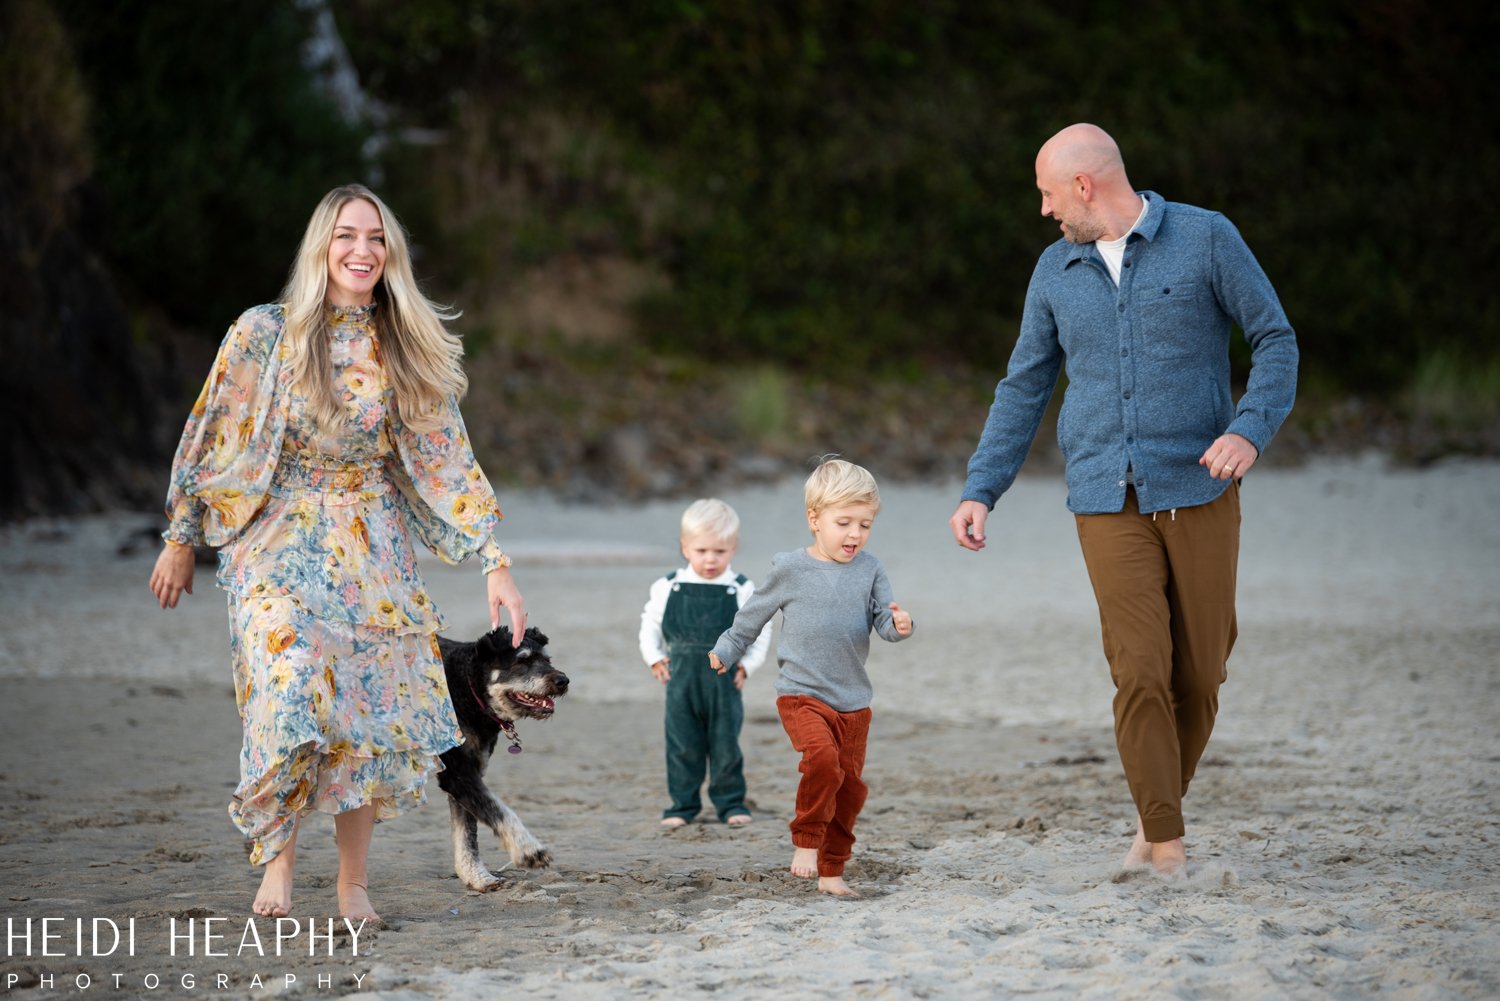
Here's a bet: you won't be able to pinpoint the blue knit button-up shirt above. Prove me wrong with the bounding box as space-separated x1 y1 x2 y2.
962 191 1298 516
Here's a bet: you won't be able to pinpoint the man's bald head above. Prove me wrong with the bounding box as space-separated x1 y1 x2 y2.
1037 123 1126 187
1033 123 1141 243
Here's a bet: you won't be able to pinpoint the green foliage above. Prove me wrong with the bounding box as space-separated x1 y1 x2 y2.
41 0 1500 399
56 0 369 330
334 0 1500 393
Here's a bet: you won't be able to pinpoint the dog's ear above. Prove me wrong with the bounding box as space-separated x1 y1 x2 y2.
478 627 512 658
523 626 549 650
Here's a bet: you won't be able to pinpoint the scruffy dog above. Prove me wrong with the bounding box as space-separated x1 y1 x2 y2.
437 626 569 891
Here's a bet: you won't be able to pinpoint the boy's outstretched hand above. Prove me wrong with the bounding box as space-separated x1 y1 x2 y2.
889 602 913 637
707 651 728 675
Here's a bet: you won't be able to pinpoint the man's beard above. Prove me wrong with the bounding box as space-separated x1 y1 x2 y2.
1062 209 1106 244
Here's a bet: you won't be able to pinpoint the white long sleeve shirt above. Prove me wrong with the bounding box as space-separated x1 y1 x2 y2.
639 565 772 676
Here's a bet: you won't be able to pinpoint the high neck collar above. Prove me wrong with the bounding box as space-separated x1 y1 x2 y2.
328 302 377 339
329 302 377 324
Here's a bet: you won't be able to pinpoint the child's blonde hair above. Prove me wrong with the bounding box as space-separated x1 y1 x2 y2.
681 498 741 542
804 457 881 515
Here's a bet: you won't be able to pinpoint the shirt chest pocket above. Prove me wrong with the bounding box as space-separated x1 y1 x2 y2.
1134 281 1208 358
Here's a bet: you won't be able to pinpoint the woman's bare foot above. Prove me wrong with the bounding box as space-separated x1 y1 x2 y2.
817 875 860 898
791 847 818 878
252 852 295 917
1152 837 1187 877
660 816 687 828
337 878 380 924
726 814 753 827
1122 818 1153 869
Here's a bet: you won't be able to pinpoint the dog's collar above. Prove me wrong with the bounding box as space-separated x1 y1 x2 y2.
467 676 523 754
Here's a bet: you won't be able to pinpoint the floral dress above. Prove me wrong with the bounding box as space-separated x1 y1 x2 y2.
164 303 504 864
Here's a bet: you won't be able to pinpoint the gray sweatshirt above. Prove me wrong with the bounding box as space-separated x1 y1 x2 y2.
711 548 913 712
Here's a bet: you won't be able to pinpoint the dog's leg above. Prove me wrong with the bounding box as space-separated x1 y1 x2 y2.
454 777 551 869
484 785 552 869
449 795 504 892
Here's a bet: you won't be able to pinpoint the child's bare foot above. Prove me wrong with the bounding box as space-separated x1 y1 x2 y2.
252 855 294 917
726 814 753 827
791 847 818 878
1122 818 1153 869
817 875 860 898
1152 837 1187 877
337 878 380 924
660 817 687 828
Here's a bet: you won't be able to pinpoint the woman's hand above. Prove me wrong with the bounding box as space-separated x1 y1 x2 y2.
149 542 196 609
486 566 527 647
732 666 748 691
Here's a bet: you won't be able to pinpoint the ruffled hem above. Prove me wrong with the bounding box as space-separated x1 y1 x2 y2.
231 739 457 865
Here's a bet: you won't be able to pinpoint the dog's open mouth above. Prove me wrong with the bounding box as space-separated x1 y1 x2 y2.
504 691 556 717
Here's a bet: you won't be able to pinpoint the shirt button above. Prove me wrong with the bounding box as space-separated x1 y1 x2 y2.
1118 304 1125 313
1124 262 1131 268
1123 390 1132 399
1121 348 1128 357
1118 480 1127 487
1126 436 1134 444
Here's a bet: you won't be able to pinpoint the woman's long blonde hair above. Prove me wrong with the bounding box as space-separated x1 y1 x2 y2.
280 183 467 433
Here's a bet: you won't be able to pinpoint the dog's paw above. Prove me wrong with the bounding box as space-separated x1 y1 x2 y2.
464 871 506 893
516 847 552 869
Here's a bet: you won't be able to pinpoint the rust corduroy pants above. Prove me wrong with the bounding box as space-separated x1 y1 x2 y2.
776 694 872 877
1075 482 1240 843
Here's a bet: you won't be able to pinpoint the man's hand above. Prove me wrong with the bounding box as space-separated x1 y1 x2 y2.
650 658 671 684
1200 432 1258 481
949 500 989 551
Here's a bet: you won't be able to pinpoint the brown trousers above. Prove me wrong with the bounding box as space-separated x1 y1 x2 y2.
1075 483 1239 843
776 694 872 877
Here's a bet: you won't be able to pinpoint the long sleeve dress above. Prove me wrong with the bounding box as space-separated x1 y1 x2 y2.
163 302 502 864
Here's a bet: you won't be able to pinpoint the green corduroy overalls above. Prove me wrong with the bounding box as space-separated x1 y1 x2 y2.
661 572 750 822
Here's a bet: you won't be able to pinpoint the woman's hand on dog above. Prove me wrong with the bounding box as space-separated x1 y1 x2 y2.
149 541 196 609
485 566 527 647
650 658 671 684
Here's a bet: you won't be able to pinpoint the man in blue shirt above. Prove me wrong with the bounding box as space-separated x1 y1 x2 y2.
949 123 1297 876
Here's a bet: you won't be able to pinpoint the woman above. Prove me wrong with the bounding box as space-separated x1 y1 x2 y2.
148 184 525 922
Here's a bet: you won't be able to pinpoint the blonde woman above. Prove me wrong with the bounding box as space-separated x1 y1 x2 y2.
148 184 525 923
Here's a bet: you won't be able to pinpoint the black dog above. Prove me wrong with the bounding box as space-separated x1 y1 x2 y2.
437 626 569 891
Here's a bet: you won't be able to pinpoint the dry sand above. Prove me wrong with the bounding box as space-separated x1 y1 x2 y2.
1 457 1497 999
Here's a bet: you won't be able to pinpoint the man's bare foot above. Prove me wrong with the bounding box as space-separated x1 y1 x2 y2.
252 854 294 917
726 814 753 827
1152 837 1187 877
817 875 860 898
660 816 687 828
791 847 818 878
337 878 380 924
1122 818 1153 869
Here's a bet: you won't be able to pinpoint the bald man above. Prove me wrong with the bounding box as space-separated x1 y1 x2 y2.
950 124 1297 875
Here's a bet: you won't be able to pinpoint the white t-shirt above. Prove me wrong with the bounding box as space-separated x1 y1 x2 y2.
1095 195 1149 285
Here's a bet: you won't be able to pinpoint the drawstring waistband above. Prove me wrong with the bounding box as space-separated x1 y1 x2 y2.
1151 509 1177 522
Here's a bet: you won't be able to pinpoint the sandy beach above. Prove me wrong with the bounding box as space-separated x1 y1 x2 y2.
2 457 1498 999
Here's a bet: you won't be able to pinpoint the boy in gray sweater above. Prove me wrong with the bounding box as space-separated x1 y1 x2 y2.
709 458 913 898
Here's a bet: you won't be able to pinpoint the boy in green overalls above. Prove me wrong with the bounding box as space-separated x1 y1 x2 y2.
640 499 772 827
